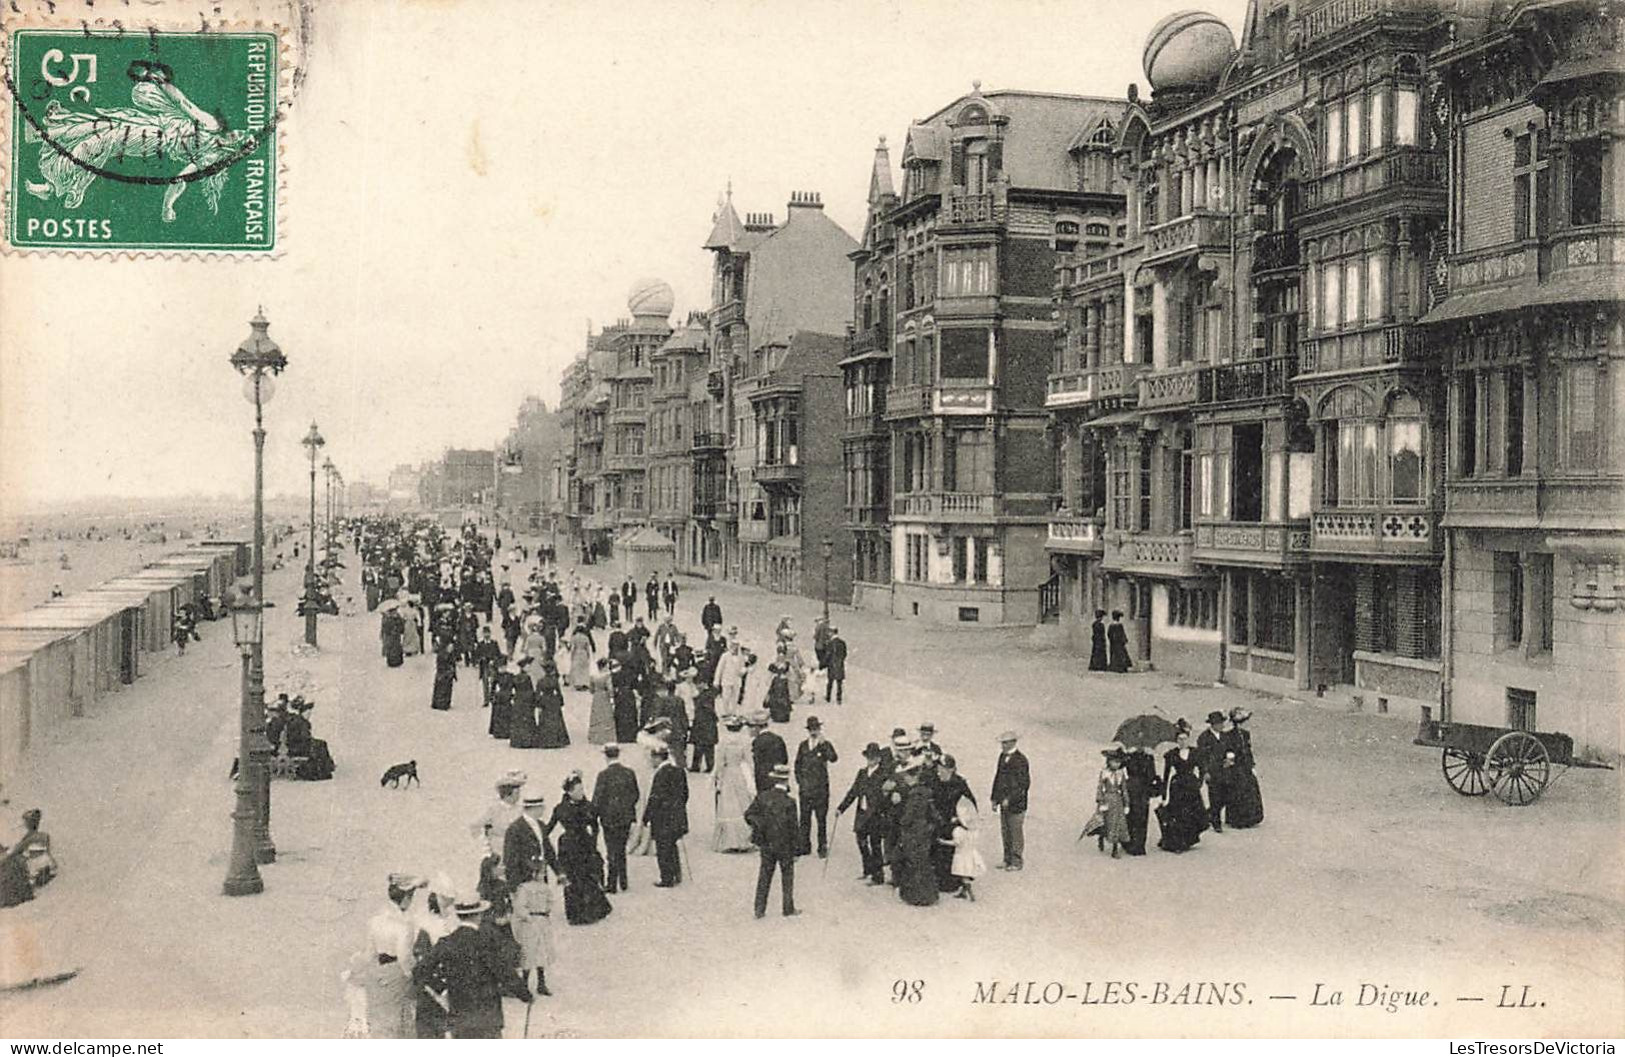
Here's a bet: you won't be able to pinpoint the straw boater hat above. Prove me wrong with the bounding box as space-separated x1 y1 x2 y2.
769 763 792 785
747 709 770 727
723 714 746 731
453 898 490 919
997 730 1018 744
496 769 528 792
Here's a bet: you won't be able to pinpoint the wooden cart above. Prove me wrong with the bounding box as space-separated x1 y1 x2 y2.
1414 711 1576 806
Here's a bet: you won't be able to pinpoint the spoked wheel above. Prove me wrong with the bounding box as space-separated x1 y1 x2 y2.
1441 747 1490 796
1487 731 1550 806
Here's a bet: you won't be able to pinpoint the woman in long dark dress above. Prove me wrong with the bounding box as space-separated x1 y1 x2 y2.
534 663 571 749
508 660 542 749
1106 610 1132 673
381 608 405 668
1157 725 1208 853
610 660 640 743
431 636 457 711
895 768 940 907
764 660 792 725
1225 708 1264 828
1088 610 1109 671
550 775 613 925
488 662 515 740
285 705 335 780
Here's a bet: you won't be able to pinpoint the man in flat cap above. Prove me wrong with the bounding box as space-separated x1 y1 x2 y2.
744 763 800 918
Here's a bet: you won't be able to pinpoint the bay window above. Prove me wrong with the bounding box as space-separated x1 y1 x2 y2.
1388 393 1426 503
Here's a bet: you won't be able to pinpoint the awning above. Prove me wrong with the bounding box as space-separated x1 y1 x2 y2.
1082 408 1150 429
1533 53 1625 97
1420 270 1624 326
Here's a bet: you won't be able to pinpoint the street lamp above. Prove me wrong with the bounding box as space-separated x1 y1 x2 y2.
821 535 834 623
228 308 286 884
301 422 325 647
222 587 264 895
322 456 335 555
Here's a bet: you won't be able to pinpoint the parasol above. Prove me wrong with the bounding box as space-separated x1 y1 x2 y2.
1112 714 1180 751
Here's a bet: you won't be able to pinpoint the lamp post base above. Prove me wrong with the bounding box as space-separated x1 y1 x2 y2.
222 873 265 897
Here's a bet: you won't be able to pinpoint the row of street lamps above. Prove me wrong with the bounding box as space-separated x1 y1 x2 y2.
223 310 338 897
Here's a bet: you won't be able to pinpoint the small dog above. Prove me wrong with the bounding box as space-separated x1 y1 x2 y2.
380 760 420 789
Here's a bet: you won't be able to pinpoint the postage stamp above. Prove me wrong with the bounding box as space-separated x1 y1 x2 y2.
5 26 281 253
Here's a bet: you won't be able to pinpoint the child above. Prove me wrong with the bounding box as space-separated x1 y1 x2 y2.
1095 746 1131 859
511 855 556 997
944 798 986 901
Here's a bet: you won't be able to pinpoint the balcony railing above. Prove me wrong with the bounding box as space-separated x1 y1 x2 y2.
1197 354 1295 406
894 492 997 520
690 431 724 452
1303 147 1445 209
1311 509 1439 555
1546 222 1625 277
1047 369 1093 405
1300 322 1424 373
846 323 889 356
755 461 803 485
942 191 1004 227
884 384 932 419
1138 365 1203 409
1300 0 1433 44
1252 229 1299 273
1102 532 1198 575
1143 212 1232 265
1192 519 1311 565
1046 515 1105 554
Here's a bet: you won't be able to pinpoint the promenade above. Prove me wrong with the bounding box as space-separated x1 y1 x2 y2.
0 543 1619 1038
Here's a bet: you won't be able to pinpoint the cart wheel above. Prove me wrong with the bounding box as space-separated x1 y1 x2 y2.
1487 731 1550 806
1441 747 1490 796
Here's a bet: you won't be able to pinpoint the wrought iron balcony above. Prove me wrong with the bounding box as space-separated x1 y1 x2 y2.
1299 323 1424 373
1303 147 1445 209
1252 229 1299 274
846 323 889 356
884 384 932 420
690 431 724 452
1197 354 1295 407
942 191 1004 228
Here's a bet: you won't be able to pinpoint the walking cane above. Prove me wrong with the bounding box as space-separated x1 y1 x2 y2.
523 993 534 1040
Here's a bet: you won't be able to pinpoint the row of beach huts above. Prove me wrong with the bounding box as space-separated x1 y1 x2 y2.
0 540 250 792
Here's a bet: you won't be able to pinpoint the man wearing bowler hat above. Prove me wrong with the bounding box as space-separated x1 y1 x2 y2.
412 898 531 1038
592 744 640 893
793 716 839 858
744 762 800 918
1197 710 1237 832
991 731 1030 871
836 742 889 884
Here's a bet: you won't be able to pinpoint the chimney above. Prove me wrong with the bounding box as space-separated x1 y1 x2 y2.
787 190 825 211
743 211 776 231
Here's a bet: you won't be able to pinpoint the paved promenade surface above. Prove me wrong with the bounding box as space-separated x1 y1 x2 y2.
1 541 1619 1038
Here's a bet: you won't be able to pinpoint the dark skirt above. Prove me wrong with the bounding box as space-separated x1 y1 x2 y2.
559 836 612 925
1228 768 1264 828
0 852 34 908
766 678 791 724
612 691 639 743
431 669 456 711
536 694 570 749
1157 777 1208 853
297 739 335 781
384 638 404 667
488 691 511 740
1108 639 1132 673
509 701 541 749
1088 627 1108 671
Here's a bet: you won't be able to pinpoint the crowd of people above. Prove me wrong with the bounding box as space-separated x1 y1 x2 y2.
331 512 1265 1038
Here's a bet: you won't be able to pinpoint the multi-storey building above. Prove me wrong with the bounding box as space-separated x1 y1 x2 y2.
649 313 707 548
882 86 1127 624
442 449 497 508
843 138 899 611
703 189 858 593
1425 0 1622 758
553 355 589 543
573 326 619 557
600 282 675 538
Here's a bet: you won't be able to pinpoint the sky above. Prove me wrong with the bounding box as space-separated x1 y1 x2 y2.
0 0 1248 507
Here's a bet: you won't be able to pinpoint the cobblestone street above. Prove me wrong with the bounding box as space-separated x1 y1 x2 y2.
1 547 1619 1038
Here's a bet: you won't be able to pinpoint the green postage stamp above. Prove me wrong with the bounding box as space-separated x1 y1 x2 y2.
5 27 280 252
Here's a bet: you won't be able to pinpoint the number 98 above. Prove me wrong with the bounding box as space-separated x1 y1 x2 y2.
891 979 924 1004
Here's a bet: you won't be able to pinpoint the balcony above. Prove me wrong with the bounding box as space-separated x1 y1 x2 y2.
739 518 771 543
1300 322 1425 373
845 323 889 358
1197 354 1295 407
1301 0 1433 46
941 191 1005 228
690 431 724 453
691 498 721 520
706 369 726 397
1445 476 1625 531
893 492 997 523
1138 365 1203 410
1192 519 1311 567
1101 531 1199 578
1046 369 1093 407
1310 508 1441 558
1142 212 1231 267
1252 229 1299 274
608 405 647 425
846 503 890 527
604 451 646 473
884 384 932 420
1046 515 1105 556
715 300 745 329
1302 147 1445 210
1546 222 1625 279
755 461 803 487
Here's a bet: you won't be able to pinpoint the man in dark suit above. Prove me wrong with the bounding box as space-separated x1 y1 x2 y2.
700 595 723 634
592 744 640 892
748 711 789 794
621 578 637 619
744 763 800 918
793 716 839 858
502 786 558 890
990 731 1030 871
1197 710 1236 832
824 627 847 703
641 746 689 887
412 899 531 1038
836 742 888 884
644 574 660 620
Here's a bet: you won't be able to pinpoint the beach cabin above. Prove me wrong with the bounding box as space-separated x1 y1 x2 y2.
192 539 251 579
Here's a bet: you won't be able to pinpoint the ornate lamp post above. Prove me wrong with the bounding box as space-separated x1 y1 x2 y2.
301 422 325 647
222 588 265 895
322 456 336 555
228 309 285 885
821 535 834 623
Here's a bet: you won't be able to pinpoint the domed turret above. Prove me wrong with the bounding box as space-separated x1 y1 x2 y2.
1143 11 1236 95
627 278 675 321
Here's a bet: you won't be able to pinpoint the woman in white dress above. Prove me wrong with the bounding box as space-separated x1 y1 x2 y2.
711 717 756 852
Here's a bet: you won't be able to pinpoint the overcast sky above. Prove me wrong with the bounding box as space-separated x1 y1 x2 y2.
0 0 1247 506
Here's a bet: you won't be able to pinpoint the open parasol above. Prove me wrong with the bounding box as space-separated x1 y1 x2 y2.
1112 714 1180 751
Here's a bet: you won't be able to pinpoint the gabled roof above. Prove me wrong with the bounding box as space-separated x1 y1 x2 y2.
906 89 1129 193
